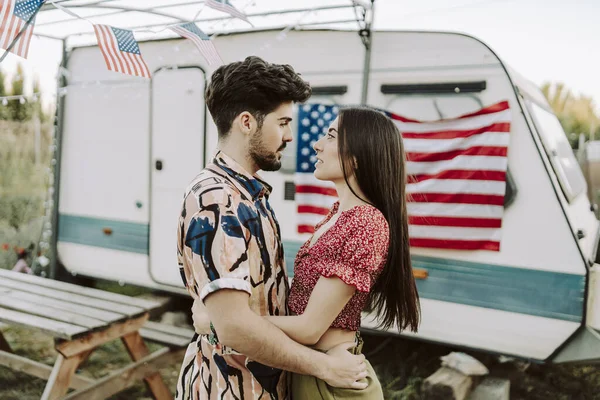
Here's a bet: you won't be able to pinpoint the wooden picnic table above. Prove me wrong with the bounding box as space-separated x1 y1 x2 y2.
0 268 194 400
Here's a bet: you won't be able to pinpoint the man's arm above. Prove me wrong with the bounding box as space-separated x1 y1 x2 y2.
264 276 355 345
205 289 368 389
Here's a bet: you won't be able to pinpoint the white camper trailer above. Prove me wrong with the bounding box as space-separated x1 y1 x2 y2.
52 29 600 364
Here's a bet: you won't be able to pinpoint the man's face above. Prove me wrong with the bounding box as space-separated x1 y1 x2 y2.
248 102 294 171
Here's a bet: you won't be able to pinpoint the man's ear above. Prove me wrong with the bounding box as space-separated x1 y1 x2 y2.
236 111 255 136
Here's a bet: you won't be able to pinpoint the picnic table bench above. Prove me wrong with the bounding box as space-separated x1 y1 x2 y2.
0 268 194 400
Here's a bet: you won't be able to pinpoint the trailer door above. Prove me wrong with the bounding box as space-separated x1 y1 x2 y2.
150 66 206 287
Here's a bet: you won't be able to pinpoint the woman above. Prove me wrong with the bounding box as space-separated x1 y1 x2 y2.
193 106 421 398
265 106 421 398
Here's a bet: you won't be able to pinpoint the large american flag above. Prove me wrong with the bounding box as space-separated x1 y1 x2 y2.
205 0 252 25
170 22 222 66
93 25 151 79
295 103 339 234
295 101 511 251
0 0 44 59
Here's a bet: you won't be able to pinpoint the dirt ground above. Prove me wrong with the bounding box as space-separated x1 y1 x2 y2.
2 318 600 400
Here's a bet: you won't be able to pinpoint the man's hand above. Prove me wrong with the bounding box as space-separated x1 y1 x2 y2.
191 298 212 334
321 341 369 389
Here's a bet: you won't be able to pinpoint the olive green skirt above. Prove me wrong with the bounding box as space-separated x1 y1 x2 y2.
290 334 383 400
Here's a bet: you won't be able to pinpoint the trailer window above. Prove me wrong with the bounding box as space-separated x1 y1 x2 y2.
527 101 586 201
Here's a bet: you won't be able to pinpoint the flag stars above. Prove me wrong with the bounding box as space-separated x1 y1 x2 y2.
112 27 141 54
14 0 43 21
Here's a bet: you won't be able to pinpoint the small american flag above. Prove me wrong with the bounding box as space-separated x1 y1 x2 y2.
0 0 44 59
93 25 151 79
294 101 511 251
170 22 222 66
295 103 339 234
205 0 252 26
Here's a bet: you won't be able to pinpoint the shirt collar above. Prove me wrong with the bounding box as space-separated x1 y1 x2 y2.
213 151 272 200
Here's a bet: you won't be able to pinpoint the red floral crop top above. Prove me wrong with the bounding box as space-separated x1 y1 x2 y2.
288 202 389 331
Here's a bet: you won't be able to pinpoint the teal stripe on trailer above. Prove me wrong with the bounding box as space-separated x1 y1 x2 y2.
58 214 149 255
283 240 585 323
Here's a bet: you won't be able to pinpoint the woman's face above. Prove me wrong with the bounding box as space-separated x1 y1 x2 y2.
313 117 345 182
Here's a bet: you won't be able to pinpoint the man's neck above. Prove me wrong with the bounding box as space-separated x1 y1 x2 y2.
217 140 259 175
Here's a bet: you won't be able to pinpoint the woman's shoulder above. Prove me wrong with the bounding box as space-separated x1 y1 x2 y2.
341 204 388 228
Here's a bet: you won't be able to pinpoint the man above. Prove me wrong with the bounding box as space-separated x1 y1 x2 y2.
175 56 368 399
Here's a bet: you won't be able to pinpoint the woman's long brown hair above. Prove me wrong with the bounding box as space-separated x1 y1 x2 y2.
338 107 420 332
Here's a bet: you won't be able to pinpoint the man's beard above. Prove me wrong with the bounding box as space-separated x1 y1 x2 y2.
248 128 285 172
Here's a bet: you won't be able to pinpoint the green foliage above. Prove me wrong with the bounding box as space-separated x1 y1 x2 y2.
541 81 600 149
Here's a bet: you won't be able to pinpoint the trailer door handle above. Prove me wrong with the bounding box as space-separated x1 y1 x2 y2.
155 160 163 171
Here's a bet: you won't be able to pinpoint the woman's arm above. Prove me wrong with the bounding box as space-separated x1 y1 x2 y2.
266 276 355 345
192 276 356 344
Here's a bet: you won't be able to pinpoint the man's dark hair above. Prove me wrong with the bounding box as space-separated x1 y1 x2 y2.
205 56 312 137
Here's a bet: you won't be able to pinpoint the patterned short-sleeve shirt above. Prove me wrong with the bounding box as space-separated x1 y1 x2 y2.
175 151 289 400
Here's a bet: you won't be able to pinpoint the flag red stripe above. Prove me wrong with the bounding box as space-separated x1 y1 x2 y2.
296 185 338 197
409 170 507 183
390 101 510 123
0 1 13 49
297 205 330 216
94 25 113 70
15 21 26 57
298 225 315 234
100 25 122 73
407 146 507 162
142 56 151 77
3 10 18 52
408 192 505 206
401 122 510 139
105 27 129 75
129 52 143 77
409 238 500 251
408 216 502 228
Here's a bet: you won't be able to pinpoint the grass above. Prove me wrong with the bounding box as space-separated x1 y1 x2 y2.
0 324 181 399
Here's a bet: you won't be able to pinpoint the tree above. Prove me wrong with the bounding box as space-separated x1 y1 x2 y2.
541 81 600 148
0 68 9 120
8 63 32 121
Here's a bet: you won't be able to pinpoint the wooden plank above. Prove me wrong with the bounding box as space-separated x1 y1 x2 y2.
0 279 145 317
64 347 185 400
0 330 12 353
122 331 173 400
139 328 192 348
56 314 149 358
143 320 195 339
0 308 88 340
0 268 161 310
0 349 94 390
0 296 107 330
41 352 87 400
9 291 125 323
